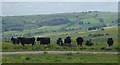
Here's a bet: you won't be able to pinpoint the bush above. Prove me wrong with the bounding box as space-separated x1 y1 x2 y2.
101 47 106 50
25 57 31 60
66 52 73 56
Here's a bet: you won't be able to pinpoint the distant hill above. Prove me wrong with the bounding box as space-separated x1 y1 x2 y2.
2 11 118 40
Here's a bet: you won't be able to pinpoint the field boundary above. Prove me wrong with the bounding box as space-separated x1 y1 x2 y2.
1 51 120 55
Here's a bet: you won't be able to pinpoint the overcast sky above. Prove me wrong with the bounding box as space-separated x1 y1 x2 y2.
1 0 120 2
1 0 119 16
2 2 118 16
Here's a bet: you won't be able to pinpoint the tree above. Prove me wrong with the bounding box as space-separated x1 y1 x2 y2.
88 27 96 30
99 18 104 23
88 22 90 24
79 21 84 25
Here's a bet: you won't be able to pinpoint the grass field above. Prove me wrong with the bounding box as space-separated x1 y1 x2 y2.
2 41 119 52
2 53 119 63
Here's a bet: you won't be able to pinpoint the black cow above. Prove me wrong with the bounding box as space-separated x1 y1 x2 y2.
85 39 93 46
56 38 63 46
76 37 84 46
107 38 114 47
64 36 71 46
17 37 35 46
37 37 50 45
11 37 20 44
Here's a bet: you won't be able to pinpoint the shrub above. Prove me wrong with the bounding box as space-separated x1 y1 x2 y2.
66 52 73 56
25 57 31 60
101 47 106 50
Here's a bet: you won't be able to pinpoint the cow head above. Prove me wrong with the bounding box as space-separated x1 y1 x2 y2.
36 37 40 41
58 38 62 40
11 37 14 41
108 38 113 41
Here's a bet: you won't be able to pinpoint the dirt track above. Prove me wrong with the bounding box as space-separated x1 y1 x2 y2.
1 51 120 55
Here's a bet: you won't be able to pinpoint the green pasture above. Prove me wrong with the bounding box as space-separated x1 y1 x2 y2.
2 53 119 63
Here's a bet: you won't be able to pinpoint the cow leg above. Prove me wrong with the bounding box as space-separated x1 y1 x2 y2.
108 43 111 47
32 43 34 46
13 41 16 44
61 43 63 46
77 43 80 46
80 43 82 47
13 42 15 44
21 43 24 46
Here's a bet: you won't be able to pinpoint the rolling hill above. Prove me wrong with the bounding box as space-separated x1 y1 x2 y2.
2 11 118 41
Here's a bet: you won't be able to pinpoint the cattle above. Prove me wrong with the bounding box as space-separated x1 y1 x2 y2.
64 36 71 46
37 37 50 45
107 38 114 47
11 37 20 44
56 38 63 46
17 37 35 46
76 37 84 46
85 39 93 46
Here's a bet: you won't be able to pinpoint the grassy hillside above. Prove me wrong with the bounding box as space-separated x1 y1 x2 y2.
2 12 118 41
